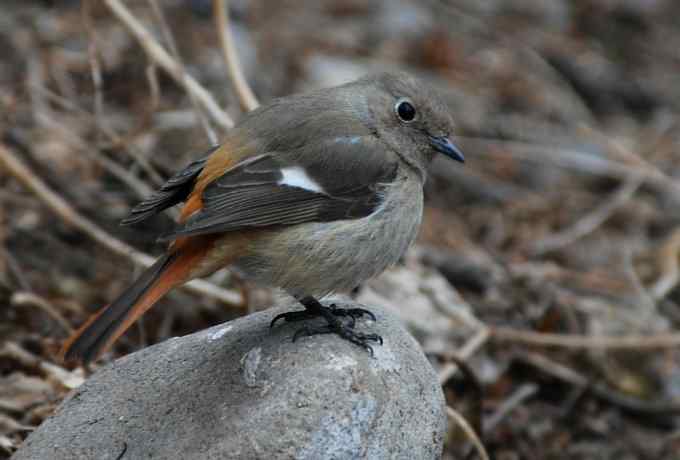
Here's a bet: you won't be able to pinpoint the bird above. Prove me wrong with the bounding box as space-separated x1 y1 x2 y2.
61 72 465 364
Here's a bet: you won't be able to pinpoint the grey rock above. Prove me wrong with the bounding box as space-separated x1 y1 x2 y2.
14 303 446 460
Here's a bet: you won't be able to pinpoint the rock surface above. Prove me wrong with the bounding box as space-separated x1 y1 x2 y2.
14 302 446 459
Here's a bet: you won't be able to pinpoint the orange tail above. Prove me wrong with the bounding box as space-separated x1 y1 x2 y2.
61 241 209 364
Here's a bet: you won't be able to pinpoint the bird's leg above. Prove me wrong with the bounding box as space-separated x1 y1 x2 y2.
269 296 324 327
269 296 382 354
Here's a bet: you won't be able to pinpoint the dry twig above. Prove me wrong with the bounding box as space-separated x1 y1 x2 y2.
11 292 74 335
517 352 680 415
29 79 165 189
491 326 680 349
463 136 680 196
438 326 490 385
32 108 155 200
102 0 234 130
531 126 668 255
147 0 218 144
0 143 242 306
531 174 643 255
213 0 259 111
433 352 484 437
649 228 680 300
82 0 105 146
0 341 84 390
446 406 490 460
0 246 31 291
621 246 657 322
484 383 538 431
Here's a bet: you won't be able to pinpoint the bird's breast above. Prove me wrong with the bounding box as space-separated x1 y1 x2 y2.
235 168 424 297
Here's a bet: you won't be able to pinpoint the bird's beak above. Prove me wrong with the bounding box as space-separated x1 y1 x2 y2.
429 135 464 163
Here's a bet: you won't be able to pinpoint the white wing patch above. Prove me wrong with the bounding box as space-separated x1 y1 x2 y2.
278 167 325 193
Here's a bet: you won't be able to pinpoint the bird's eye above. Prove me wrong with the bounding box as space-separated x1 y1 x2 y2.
395 98 416 122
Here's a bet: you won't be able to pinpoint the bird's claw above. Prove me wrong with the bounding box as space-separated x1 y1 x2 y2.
270 304 376 329
270 310 316 328
328 305 377 323
271 302 381 355
292 323 383 355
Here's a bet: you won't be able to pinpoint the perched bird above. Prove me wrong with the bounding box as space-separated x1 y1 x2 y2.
61 72 464 364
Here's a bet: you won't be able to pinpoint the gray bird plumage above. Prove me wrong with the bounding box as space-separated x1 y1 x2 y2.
179 72 461 298
64 72 463 363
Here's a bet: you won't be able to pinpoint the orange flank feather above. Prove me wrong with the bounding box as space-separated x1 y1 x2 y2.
179 193 204 222
61 140 256 364
90 238 211 357
60 236 217 363
178 140 254 223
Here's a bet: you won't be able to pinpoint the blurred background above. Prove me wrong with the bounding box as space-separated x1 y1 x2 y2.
1 0 680 458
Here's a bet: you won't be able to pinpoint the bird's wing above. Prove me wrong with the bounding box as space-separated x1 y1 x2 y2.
158 135 398 241
120 146 219 226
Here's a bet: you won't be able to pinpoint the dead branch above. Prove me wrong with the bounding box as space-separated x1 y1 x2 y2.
82 0 105 146
531 125 673 255
446 406 490 460
147 0 218 144
517 352 680 415
11 292 74 334
531 173 643 255
484 383 538 431
102 0 234 130
650 228 680 299
32 108 155 200
0 341 84 390
438 326 490 385
213 0 259 111
463 136 680 196
29 80 165 188
491 326 680 349
0 143 242 306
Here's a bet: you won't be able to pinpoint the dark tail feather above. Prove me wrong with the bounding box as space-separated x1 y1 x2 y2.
61 253 177 364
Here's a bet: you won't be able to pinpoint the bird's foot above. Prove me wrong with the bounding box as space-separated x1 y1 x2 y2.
270 301 382 354
269 303 376 329
326 304 376 328
292 320 383 355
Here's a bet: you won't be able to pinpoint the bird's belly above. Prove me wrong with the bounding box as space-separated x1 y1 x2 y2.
235 177 423 297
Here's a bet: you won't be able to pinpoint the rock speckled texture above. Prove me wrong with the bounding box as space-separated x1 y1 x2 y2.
13 302 446 459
